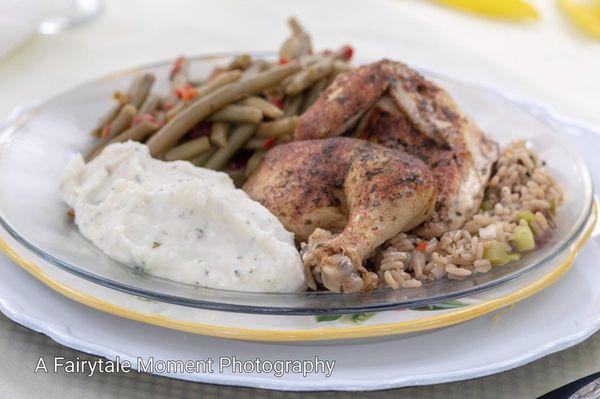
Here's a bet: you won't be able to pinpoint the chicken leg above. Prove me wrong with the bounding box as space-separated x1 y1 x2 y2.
243 137 436 292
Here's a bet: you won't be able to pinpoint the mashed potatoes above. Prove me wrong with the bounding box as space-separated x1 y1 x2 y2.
60 142 306 293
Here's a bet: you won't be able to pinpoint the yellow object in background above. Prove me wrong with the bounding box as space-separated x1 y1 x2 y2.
558 0 600 39
432 0 539 21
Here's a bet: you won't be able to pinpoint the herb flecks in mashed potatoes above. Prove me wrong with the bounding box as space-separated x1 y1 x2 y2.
60 141 306 293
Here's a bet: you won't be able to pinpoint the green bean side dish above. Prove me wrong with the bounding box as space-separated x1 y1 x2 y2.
87 18 354 187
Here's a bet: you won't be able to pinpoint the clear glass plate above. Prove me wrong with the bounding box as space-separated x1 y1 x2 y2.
0 54 593 315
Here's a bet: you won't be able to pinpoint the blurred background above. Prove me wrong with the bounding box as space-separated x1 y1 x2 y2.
0 0 598 127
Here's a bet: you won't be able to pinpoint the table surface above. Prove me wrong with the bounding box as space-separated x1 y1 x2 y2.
1 0 599 397
1 0 599 126
1 304 599 399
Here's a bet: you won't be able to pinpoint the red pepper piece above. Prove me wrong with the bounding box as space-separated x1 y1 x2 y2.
175 83 198 101
262 137 277 150
100 124 110 138
132 113 158 126
269 96 283 109
163 100 174 110
342 45 354 61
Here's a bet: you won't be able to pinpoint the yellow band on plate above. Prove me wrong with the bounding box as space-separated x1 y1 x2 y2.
0 204 596 342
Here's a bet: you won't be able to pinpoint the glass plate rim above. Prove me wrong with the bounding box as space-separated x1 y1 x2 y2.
0 52 594 315
0 206 595 341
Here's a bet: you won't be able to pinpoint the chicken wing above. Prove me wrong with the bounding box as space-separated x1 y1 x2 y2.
296 60 499 237
243 137 436 292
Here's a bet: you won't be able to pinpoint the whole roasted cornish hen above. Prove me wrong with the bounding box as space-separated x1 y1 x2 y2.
296 60 499 238
243 137 436 292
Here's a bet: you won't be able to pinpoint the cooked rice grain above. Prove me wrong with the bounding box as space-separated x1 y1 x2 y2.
378 140 562 289
300 140 562 292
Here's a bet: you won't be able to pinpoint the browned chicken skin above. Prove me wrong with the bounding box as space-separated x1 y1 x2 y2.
243 138 436 292
355 96 467 237
296 60 499 237
295 61 389 141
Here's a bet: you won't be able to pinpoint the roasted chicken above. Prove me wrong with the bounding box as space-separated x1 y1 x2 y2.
296 60 499 237
243 138 436 292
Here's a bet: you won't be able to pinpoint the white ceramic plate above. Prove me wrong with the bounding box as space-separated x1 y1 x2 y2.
1 85 600 389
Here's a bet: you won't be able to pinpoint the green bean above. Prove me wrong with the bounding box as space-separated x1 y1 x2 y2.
86 119 158 161
189 78 207 87
105 104 137 139
245 150 266 178
289 17 305 35
279 17 312 60
170 57 189 90
196 70 242 98
129 74 155 108
112 120 159 143
166 68 233 122
295 54 322 66
241 60 269 79
146 63 300 156
262 86 285 105
333 59 351 72
163 136 211 161
300 47 350 65
280 135 293 144
325 60 352 87
283 94 303 117
204 124 256 170
331 60 351 78
301 78 328 112
90 103 122 137
90 73 153 136
244 137 270 150
207 105 263 124
299 49 348 66
226 54 252 71
138 94 161 115
172 73 188 91
190 148 216 167
284 57 333 96
210 122 229 148
85 104 137 158
165 71 239 117
240 96 284 119
165 101 186 121
256 116 298 138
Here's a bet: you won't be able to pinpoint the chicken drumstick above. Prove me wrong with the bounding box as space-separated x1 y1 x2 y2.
243 137 436 292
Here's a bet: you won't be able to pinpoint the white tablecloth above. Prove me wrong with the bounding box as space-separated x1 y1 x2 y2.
0 0 598 127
